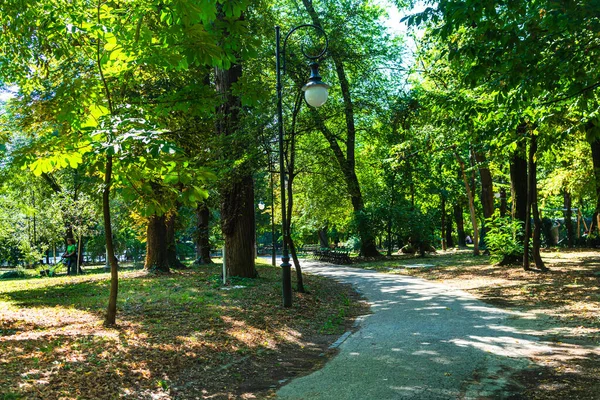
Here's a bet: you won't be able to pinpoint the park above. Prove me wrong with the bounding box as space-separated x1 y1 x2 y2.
1 0 599 399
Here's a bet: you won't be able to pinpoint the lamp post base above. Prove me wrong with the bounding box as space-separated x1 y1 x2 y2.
281 256 292 307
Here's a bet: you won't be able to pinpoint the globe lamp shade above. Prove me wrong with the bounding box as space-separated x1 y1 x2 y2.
302 82 329 107
302 62 329 108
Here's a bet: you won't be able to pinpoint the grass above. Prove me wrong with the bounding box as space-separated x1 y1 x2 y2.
0 260 366 399
354 248 600 400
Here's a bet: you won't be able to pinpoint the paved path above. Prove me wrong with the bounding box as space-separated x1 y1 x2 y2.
276 262 551 400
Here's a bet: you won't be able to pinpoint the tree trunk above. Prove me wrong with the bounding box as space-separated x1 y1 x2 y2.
288 237 305 293
215 56 257 278
166 210 186 269
473 150 494 247
499 187 508 217
455 149 480 255
103 155 119 327
318 227 329 248
564 191 574 247
440 195 447 251
528 134 548 271
194 203 213 265
144 214 170 273
445 211 454 248
588 131 600 234
510 140 529 225
454 204 466 247
220 178 257 278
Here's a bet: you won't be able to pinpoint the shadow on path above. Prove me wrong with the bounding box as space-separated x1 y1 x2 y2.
277 261 600 399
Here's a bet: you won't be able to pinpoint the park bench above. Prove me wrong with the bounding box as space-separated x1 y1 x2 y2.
299 244 319 257
314 247 351 264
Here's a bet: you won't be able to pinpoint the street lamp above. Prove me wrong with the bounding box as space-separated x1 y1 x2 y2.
276 24 329 307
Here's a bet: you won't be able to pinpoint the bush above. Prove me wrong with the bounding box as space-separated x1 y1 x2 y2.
344 236 361 251
1 268 26 279
485 210 524 265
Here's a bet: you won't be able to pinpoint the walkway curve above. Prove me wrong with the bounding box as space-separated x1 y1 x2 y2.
276 261 546 399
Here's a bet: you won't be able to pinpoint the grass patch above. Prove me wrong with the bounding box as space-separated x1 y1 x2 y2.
0 260 366 399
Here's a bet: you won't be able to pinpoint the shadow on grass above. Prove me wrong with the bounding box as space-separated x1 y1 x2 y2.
0 264 361 399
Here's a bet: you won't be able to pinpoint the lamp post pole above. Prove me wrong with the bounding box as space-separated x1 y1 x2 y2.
270 159 277 267
275 24 329 307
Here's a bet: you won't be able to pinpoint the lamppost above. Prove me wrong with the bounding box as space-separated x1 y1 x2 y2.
276 24 330 307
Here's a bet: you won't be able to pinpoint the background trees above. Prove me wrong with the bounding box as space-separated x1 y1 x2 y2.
1 0 599 294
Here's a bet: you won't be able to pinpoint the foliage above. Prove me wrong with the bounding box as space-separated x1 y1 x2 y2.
485 210 524 264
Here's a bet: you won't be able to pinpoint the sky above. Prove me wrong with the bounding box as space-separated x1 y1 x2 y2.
0 85 17 102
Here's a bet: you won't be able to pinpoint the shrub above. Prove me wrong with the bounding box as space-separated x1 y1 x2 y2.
485 210 524 265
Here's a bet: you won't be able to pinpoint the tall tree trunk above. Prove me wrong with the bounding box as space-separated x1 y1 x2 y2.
302 0 379 258
166 210 186 269
312 113 379 256
220 178 257 278
215 56 257 278
528 134 548 271
510 139 529 225
445 211 454 248
499 187 508 217
145 214 170 273
455 149 480 255
194 203 213 265
288 237 305 293
473 150 494 247
103 155 119 327
564 191 574 247
454 203 466 247
318 226 329 248
588 128 600 234
440 195 447 251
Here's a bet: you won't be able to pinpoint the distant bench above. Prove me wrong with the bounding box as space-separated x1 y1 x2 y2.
314 247 351 264
298 244 319 257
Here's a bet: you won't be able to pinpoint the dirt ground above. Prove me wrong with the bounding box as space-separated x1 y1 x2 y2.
0 265 369 400
377 248 600 400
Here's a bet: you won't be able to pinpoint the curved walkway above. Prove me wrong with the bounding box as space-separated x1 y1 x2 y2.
277 261 551 399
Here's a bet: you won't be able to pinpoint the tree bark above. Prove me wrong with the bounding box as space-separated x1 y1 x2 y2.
318 226 329 248
166 210 186 269
499 187 508 217
455 149 480 255
103 155 119 327
564 191 574 247
510 139 529 226
288 237 305 293
145 214 170 273
220 177 257 278
473 150 494 247
194 203 213 265
588 129 600 234
454 204 466 247
527 134 548 271
445 211 454 248
215 56 257 278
